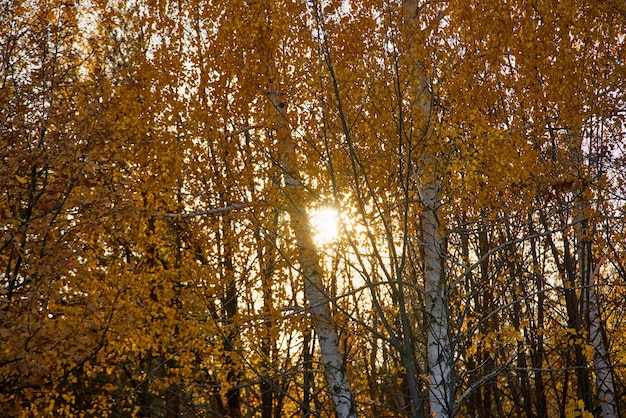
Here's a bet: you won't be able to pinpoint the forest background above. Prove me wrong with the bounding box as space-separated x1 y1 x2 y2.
2 0 626 417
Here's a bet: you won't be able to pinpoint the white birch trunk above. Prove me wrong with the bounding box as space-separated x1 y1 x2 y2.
419 177 453 418
292 209 358 418
402 7 454 407
252 3 356 414
267 78 357 418
588 261 618 418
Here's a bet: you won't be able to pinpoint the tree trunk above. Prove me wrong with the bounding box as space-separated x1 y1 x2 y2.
541 209 593 413
583 247 619 418
265 46 357 418
401 2 454 415
246 1 357 415
276 113 357 418
563 234 594 411
419 178 453 418
220 218 242 418
529 223 548 418
587 260 618 418
259 233 277 418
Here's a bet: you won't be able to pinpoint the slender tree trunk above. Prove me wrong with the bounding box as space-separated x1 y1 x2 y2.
280 153 357 416
259 232 277 418
541 209 593 413
570 125 618 417
264 43 357 418
302 330 316 417
529 221 547 418
577 212 618 418
503 222 534 417
478 223 502 417
220 217 241 418
460 222 480 418
419 177 453 418
248 2 357 415
587 260 618 418
278 139 357 417
562 234 594 411
511 280 534 417
401 1 454 414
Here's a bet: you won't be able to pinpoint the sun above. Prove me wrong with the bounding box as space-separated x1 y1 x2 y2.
309 207 340 246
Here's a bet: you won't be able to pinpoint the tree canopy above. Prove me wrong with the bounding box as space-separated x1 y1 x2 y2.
2 0 626 417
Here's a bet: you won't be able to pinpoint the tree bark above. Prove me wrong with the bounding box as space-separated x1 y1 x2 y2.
244 1 358 415
277 124 357 418
529 223 548 418
401 2 454 415
419 178 454 418
276 117 357 418
587 260 618 418
219 217 242 418
264 41 357 418
540 209 593 413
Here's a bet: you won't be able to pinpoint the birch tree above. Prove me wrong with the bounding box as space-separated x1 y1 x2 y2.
260 3 358 416
3 0 626 417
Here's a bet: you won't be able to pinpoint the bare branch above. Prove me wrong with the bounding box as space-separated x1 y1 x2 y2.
154 203 246 218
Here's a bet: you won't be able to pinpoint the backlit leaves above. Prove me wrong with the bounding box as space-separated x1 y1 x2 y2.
2 0 626 416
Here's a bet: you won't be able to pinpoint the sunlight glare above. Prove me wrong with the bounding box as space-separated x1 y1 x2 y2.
309 207 339 246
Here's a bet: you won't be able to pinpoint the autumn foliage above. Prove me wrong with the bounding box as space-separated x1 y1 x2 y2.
2 0 626 417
